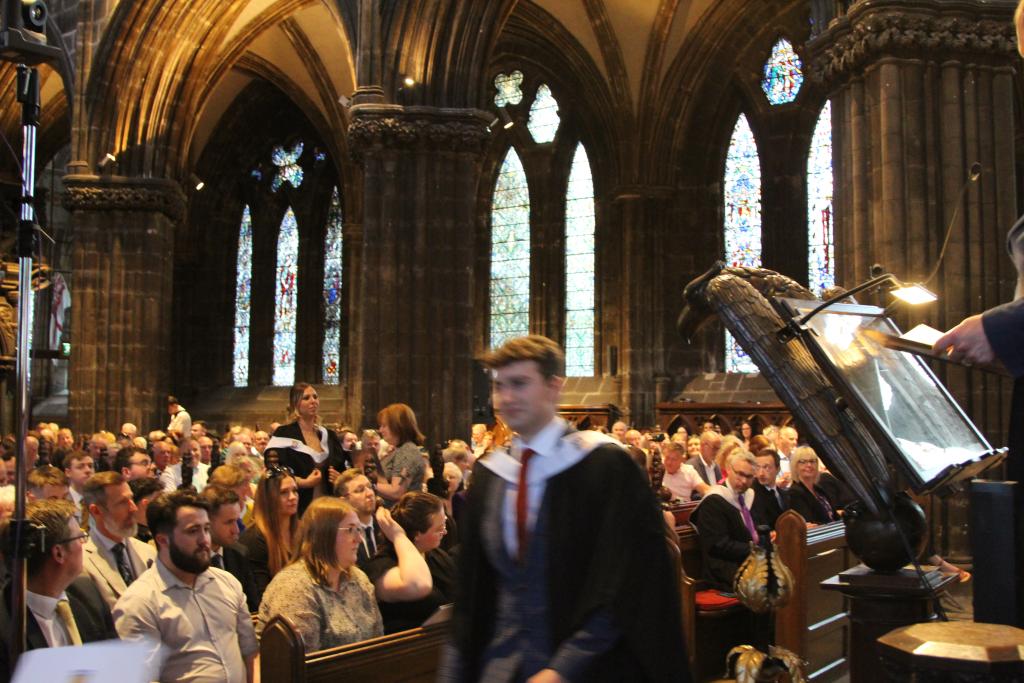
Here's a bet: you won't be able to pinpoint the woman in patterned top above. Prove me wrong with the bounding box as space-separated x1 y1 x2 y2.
374 403 427 508
255 497 385 651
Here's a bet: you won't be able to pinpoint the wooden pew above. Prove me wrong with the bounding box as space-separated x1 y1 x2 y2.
259 615 449 683
774 511 853 682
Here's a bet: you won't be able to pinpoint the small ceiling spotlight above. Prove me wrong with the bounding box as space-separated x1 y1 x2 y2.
97 152 116 172
403 76 416 87
499 107 514 129
189 173 205 191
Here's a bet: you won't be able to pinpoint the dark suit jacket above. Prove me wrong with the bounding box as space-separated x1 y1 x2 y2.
0 575 117 681
222 543 260 613
751 481 788 530
690 493 754 591
787 473 850 525
355 519 383 572
685 456 721 486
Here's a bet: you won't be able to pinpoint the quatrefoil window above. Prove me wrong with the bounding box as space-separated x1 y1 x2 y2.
271 141 305 192
494 71 524 107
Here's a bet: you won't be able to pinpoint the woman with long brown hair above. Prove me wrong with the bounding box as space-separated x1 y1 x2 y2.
256 497 385 650
267 382 348 516
374 403 427 508
239 465 300 604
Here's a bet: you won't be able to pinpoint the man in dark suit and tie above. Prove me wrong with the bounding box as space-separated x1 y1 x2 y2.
0 499 117 680
686 430 723 486
201 486 259 612
334 469 381 570
751 449 788 530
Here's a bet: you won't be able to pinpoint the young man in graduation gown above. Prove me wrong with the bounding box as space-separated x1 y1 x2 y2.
443 335 689 683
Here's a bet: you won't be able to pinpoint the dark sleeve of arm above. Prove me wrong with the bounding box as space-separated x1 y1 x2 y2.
548 609 621 681
240 530 271 603
787 488 823 524
983 298 1024 378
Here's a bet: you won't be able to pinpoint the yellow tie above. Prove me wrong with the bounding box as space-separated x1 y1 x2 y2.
55 599 82 646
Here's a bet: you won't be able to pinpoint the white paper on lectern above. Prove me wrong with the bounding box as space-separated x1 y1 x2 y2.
12 638 159 683
901 323 944 347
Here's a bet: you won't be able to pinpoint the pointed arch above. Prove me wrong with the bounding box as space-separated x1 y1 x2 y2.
233 206 253 387
527 84 560 143
490 148 531 349
565 143 596 377
723 113 762 373
807 101 835 295
273 207 300 386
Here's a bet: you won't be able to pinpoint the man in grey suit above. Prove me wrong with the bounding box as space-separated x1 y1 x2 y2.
80 471 156 610
687 430 723 486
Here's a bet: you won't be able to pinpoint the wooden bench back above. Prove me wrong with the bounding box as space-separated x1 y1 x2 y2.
260 615 449 683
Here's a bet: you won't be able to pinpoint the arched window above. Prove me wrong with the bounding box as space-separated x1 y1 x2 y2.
807 101 834 295
528 84 560 143
490 148 531 349
723 114 762 373
273 208 300 386
272 141 304 191
761 38 803 105
232 206 253 387
322 187 343 384
565 143 595 376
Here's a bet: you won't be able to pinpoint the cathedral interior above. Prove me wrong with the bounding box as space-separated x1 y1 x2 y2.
0 0 1020 471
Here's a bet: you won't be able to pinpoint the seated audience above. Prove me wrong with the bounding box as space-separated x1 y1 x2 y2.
690 450 760 591
661 442 709 501
365 491 450 634
687 430 723 486
686 435 701 459
81 472 157 609
239 465 299 604
375 403 427 508
787 446 851 526
201 486 259 612
27 465 70 502
714 435 745 483
334 468 381 570
256 497 384 650
129 477 165 544
113 490 257 683
0 499 116 680
63 450 94 525
159 437 210 493
751 448 788 530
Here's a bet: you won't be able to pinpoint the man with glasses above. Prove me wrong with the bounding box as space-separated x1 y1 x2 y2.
81 471 157 609
690 449 761 591
0 499 117 680
114 446 157 481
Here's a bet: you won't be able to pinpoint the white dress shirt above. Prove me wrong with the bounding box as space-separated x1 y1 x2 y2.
26 590 72 647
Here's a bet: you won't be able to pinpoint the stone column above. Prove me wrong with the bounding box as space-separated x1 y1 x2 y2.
63 175 184 434
807 0 1019 441
347 104 491 443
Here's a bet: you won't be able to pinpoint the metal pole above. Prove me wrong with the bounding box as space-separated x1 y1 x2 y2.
9 61 39 669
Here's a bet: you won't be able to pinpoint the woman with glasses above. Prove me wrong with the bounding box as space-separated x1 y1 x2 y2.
240 465 300 604
365 491 455 634
256 497 387 650
266 383 348 517
787 446 851 526
374 403 427 508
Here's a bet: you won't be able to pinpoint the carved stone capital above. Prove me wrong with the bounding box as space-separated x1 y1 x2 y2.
347 105 492 158
808 1 1017 86
62 175 187 222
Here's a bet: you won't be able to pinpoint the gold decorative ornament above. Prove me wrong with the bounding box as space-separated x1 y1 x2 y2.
727 644 807 683
733 541 794 613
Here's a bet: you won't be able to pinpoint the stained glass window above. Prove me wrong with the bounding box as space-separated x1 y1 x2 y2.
807 101 835 296
233 206 253 386
724 114 762 373
494 71 524 107
271 141 304 191
490 148 531 349
273 207 299 386
323 187 343 385
565 143 596 376
761 38 804 105
527 84 560 144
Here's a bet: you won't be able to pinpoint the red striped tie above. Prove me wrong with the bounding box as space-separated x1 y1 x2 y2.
516 448 536 561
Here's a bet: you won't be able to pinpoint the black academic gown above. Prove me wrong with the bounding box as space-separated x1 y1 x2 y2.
689 492 754 591
452 442 689 683
268 422 346 516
